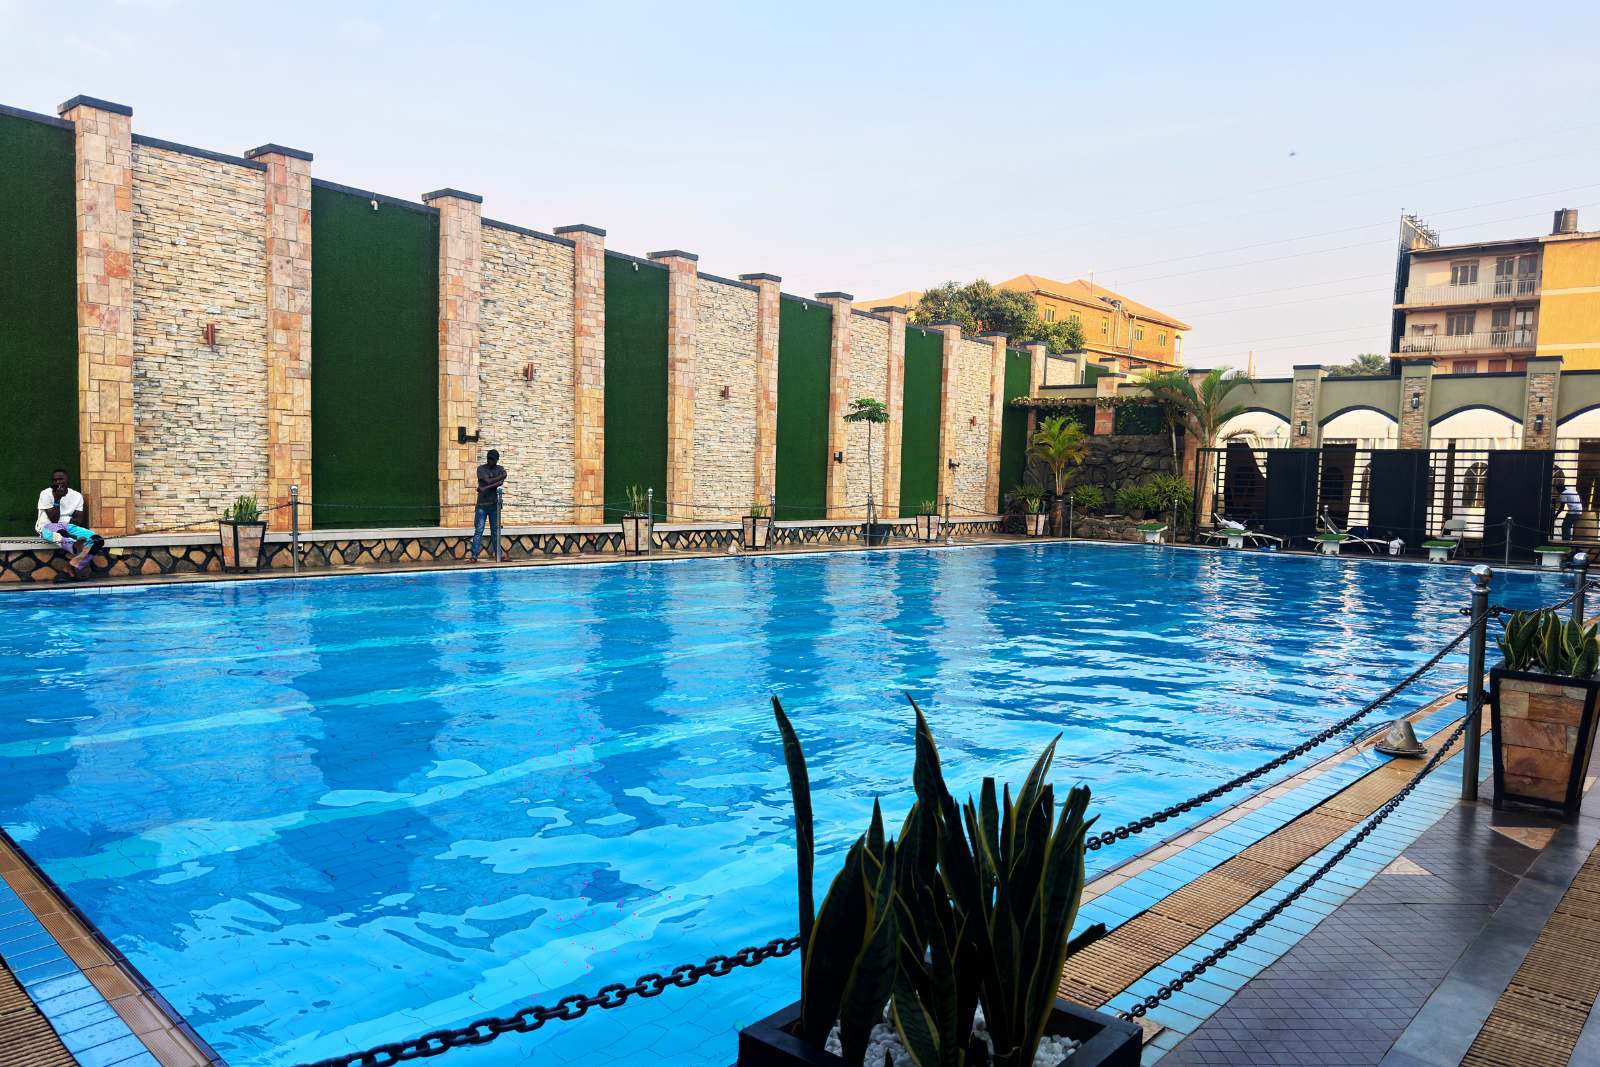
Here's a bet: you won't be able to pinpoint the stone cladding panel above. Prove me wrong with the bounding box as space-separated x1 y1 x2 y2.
478 226 578 523
842 315 890 518
130 144 269 531
1524 372 1558 450
952 338 994 515
1291 378 1318 448
691 278 759 518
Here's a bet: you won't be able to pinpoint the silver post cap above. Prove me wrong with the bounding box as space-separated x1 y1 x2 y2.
1575 551 1590 567
1470 564 1494 589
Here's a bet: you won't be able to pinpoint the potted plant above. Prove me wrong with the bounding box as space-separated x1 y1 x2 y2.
1028 415 1089 536
1489 609 1600 821
1145 474 1194 527
915 500 941 542
219 494 267 573
1070 485 1104 516
621 485 652 555
744 501 773 551
738 697 1140 1067
1012 485 1048 536
1115 485 1159 522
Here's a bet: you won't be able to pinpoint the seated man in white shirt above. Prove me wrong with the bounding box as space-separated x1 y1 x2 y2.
36 468 101 578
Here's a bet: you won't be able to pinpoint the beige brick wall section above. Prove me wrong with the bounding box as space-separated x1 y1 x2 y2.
822 295 854 517
653 254 699 520
1398 364 1433 449
844 313 889 518
937 324 962 508
429 193 482 526
1291 377 1319 448
983 335 1007 514
692 277 759 518
745 275 781 505
882 309 907 516
952 338 992 515
62 100 136 535
1524 366 1559 450
563 227 606 523
478 225 577 522
256 149 312 532
130 144 268 531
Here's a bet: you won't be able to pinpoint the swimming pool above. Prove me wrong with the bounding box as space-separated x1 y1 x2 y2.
0 545 1563 1065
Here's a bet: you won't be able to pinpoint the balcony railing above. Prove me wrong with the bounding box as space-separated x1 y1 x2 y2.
1400 274 1540 305
1398 329 1537 354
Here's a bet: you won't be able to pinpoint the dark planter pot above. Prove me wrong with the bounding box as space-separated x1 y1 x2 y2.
915 514 942 542
865 523 893 546
1489 665 1600 820
1025 512 1048 536
743 516 772 550
1127 508 1146 522
219 520 267 573
621 514 652 555
737 998 1140 1067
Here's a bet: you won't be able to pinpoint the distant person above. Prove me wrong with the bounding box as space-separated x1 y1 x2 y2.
1562 482 1583 541
36 468 102 579
472 449 508 562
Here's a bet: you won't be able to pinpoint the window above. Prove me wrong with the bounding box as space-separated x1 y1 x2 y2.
1101 318 1109 336
1447 312 1475 336
1515 309 1535 344
1158 333 1167 347
1462 461 1488 508
1451 261 1479 286
1174 335 1182 354
1489 360 1507 373
1044 307 1055 323
1069 312 1080 325
1453 360 1478 373
1134 326 1145 341
1495 257 1516 296
1491 308 1511 343
1518 255 1540 295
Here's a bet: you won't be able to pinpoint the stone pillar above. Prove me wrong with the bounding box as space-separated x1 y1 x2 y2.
58 96 135 535
557 225 606 523
1290 365 1325 448
1398 360 1435 449
978 332 1007 513
423 189 483 528
1093 370 1120 435
1523 355 1563 450
652 251 699 520
877 307 909 517
741 273 781 506
246 144 314 532
817 292 854 517
1023 341 1047 444
933 321 963 507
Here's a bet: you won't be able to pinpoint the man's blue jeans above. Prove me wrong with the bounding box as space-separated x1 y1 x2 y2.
473 505 500 559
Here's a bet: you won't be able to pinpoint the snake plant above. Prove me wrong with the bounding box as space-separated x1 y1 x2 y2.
1498 608 1600 678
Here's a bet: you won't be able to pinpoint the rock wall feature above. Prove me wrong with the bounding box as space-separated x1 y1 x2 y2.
130 143 269 531
1036 434 1178 503
692 277 759 518
951 337 993 515
478 224 577 522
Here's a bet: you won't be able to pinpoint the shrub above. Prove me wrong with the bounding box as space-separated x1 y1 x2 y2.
1145 474 1195 521
1010 484 1046 513
223 495 259 522
1070 485 1104 511
1115 485 1160 513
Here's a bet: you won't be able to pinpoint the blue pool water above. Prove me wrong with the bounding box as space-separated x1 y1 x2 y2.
0 545 1565 1065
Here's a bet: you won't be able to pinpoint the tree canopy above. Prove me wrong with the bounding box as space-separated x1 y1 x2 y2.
1325 353 1391 377
910 279 1087 353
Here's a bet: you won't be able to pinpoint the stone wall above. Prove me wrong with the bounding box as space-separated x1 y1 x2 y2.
950 338 992 514
478 223 576 523
691 276 760 517
130 144 269 529
1032 434 1177 501
843 313 889 514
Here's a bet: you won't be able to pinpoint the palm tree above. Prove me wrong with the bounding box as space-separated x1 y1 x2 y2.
1027 415 1090 534
1132 368 1189 469
843 397 890 520
1135 367 1256 525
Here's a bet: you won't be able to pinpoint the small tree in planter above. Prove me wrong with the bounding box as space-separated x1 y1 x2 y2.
1012 484 1048 536
620 485 652 555
1489 609 1600 820
219 494 267 573
744 501 773 551
845 397 892 543
915 499 941 542
1027 416 1088 536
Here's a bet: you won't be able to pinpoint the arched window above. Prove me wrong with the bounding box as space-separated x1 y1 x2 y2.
1461 461 1487 508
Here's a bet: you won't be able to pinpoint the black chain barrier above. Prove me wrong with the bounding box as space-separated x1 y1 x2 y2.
294 937 800 1067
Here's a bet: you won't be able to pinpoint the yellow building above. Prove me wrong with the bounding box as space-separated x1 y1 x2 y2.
854 276 1190 374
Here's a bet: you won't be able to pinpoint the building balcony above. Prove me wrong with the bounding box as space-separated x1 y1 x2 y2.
1397 329 1537 355
1398 275 1540 307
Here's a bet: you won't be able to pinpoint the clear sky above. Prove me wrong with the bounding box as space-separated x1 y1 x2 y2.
4 0 1597 377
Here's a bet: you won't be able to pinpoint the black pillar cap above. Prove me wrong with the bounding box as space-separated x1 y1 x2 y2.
245 144 314 162
739 273 781 283
929 319 964 327
421 188 482 203
58 95 132 117
816 292 855 301
554 224 606 237
648 250 698 262
976 332 1008 339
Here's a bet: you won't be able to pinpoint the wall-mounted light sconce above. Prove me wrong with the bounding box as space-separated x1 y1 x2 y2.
1410 392 1421 410
1535 414 1546 433
202 324 217 346
457 426 479 444
1297 421 1308 437
947 459 961 470
833 451 844 464
969 415 978 427
523 363 536 382
720 386 731 400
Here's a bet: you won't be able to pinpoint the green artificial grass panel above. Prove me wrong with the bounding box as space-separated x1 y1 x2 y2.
603 254 669 521
998 349 1032 510
899 326 943 518
774 297 831 521
310 187 439 529
0 113 78 536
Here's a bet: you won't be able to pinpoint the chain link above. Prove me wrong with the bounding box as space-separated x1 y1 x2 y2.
292 937 800 1067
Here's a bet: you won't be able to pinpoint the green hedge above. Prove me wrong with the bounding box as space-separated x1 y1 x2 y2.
775 297 831 520
311 187 440 529
899 327 943 516
1114 404 1170 435
603 254 670 520
0 114 78 536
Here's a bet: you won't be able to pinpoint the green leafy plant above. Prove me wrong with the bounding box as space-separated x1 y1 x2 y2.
223 494 259 522
919 499 940 516
1010 485 1045 514
624 485 649 516
1069 485 1104 511
844 398 891 506
1145 474 1195 522
1027 416 1089 501
1115 485 1160 513
749 500 769 518
1498 609 1600 678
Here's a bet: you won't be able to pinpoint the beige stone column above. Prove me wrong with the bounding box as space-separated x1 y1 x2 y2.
818 292 854 517
876 306 909 516
1093 368 1120 435
978 332 1007 513
246 144 314 532
58 96 135 535
652 251 699 519
1523 356 1562 450
741 273 781 506
1022 341 1047 451
1397 360 1435 448
423 190 483 528
933 321 963 507
557 224 606 523
1290 365 1325 448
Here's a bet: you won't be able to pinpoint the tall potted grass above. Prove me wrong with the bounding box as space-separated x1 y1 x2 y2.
1489 609 1600 820
737 696 1140 1067
621 485 652 555
219 494 267 573
1013 485 1048 536
744 501 773 551
915 500 942 542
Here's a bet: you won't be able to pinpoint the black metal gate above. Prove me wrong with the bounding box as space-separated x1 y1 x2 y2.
1263 451 1319 541
1482 450 1555 561
1367 451 1430 551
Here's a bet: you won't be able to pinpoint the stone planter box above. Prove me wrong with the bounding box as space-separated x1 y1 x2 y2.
621 514 652 555
1024 512 1048 536
1489 666 1600 820
743 516 772 551
736 997 1140 1067
915 514 942 542
219 520 267 573
865 523 893 547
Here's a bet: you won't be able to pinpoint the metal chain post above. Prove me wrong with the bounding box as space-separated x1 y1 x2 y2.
647 488 654 554
1463 564 1492 801
290 485 300 575
1504 515 1513 566
1576 551 1591 622
495 487 503 564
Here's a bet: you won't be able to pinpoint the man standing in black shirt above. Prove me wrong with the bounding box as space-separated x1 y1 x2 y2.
472 449 507 562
